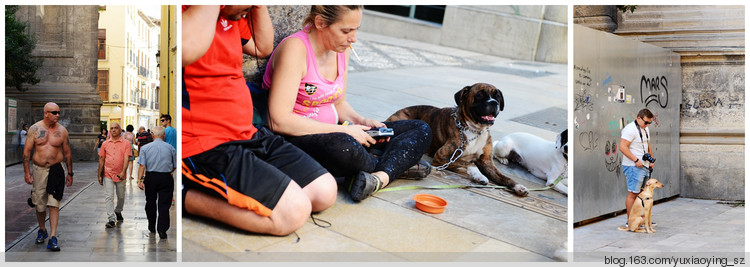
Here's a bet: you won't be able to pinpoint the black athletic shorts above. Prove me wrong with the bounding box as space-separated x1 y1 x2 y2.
182 127 328 217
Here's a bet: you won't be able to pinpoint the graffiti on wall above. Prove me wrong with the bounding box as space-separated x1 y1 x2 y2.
640 75 669 109
574 65 592 88
575 89 594 112
681 94 743 118
604 139 621 179
578 131 599 151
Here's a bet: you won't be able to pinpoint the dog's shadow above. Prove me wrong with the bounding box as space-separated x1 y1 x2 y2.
492 159 568 205
413 155 567 206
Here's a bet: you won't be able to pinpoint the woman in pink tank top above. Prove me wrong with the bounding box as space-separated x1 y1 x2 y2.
264 6 433 202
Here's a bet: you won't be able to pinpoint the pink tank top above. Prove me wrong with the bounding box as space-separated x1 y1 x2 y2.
262 30 346 124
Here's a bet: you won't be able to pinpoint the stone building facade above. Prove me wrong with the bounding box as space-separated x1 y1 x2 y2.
575 5 745 200
97 6 161 134
360 5 568 64
5 5 102 163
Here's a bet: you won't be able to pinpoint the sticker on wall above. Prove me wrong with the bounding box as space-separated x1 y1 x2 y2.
615 85 625 103
626 95 632 104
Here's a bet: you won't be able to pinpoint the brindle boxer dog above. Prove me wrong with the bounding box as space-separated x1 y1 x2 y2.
386 83 529 196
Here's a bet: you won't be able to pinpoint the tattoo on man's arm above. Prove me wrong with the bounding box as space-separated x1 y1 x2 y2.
28 125 38 137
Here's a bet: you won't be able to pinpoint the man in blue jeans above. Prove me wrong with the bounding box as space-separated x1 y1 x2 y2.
618 108 655 228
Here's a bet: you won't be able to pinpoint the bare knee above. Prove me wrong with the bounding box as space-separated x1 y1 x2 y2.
268 183 312 236
304 173 337 212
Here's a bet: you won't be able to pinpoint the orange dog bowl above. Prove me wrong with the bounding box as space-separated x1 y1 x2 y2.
413 194 448 214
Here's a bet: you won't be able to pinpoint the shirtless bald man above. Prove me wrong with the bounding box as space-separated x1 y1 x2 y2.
23 102 74 252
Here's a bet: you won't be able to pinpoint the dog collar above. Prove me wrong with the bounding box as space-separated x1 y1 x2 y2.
435 109 486 171
452 109 486 141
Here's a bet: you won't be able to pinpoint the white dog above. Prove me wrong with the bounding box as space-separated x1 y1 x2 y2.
492 129 568 195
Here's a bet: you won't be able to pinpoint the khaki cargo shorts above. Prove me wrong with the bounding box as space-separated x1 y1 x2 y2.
31 164 61 212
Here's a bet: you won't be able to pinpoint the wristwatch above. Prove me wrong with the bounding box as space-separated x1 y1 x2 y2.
68 172 74 176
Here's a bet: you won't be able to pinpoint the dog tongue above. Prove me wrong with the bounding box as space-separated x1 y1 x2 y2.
482 116 495 122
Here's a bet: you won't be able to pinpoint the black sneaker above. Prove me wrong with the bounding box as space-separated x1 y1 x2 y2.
35 229 48 244
348 171 383 202
47 236 60 251
116 212 124 222
399 159 431 180
105 220 116 228
158 232 167 239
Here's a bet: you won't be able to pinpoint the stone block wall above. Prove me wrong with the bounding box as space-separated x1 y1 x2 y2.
680 63 745 129
678 59 744 200
572 5 618 32
244 5 309 87
680 144 744 200
6 5 103 162
361 5 568 64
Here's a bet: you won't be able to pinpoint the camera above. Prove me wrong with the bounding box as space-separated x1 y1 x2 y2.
642 153 656 163
366 127 394 139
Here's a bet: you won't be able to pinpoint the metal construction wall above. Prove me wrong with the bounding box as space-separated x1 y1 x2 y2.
573 25 681 223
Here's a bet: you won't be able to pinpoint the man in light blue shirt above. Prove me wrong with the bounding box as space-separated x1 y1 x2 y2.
160 114 176 148
137 126 176 239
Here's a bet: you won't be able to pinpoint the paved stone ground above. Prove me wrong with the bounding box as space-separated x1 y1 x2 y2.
574 198 744 261
5 161 176 261
5 163 90 249
182 31 569 262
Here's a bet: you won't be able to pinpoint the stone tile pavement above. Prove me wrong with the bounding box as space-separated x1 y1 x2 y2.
182 31 569 262
574 198 744 261
4 161 176 262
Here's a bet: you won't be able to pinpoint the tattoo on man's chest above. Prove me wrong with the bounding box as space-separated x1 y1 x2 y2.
38 130 46 139
55 131 62 138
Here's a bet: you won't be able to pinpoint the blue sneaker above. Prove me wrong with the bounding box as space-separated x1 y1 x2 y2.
47 236 60 251
35 229 48 244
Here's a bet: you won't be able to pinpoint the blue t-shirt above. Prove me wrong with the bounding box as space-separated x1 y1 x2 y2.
165 126 176 149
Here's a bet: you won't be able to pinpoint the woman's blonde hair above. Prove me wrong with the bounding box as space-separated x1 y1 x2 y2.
303 5 363 32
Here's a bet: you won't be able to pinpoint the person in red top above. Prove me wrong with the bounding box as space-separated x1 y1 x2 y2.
97 122 132 228
182 5 337 236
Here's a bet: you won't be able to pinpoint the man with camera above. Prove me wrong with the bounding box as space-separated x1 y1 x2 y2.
619 108 656 228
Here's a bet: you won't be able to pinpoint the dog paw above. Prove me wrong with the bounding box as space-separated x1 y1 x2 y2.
467 166 489 185
514 184 529 196
473 176 489 185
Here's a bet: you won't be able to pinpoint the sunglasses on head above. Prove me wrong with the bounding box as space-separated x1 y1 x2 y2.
48 111 60 115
